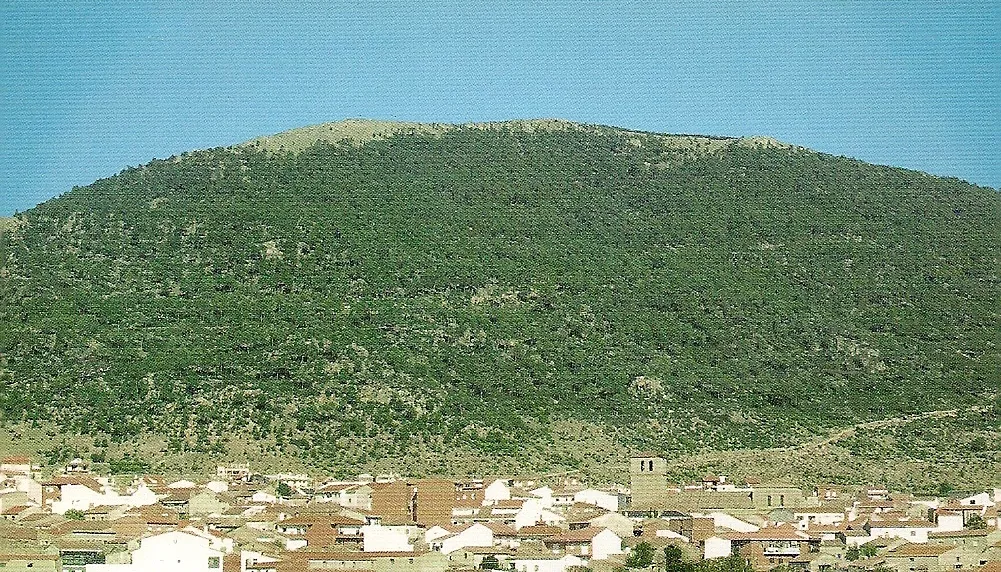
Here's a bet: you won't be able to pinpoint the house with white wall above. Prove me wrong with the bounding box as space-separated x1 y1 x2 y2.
697 512 760 533
84 530 227 571
427 523 493 554
485 480 512 503
515 498 564 530
867 519 937 544
794 508 846 529
574 489 620 512
363 524 414 552
44 477 156 514
542 526 623 561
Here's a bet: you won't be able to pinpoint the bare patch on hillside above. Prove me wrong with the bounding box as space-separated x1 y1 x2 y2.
261 239 284 260
239 118 749 159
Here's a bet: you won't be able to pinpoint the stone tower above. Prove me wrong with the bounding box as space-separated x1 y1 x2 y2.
630 453 667 510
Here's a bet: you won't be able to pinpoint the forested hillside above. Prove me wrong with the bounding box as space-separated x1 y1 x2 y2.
0 121 997 476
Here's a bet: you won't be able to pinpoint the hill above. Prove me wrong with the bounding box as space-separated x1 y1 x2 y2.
0 120 998 484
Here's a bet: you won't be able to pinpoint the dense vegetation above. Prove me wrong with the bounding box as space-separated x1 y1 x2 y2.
0 122 998 474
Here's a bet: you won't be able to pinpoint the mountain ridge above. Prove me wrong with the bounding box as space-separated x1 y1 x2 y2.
1 120 998 485
238 117 789 155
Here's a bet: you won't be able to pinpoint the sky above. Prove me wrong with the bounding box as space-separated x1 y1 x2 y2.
1 0 999 215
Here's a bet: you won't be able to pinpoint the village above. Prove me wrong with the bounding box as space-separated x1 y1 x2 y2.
0 453 1000 572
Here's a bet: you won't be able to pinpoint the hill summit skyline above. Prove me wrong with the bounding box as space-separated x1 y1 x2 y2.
0 119 998 487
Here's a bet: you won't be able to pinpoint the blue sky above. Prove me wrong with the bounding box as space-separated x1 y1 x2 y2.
2 1 998 215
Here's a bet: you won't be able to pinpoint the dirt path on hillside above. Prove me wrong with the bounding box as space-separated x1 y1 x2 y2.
668 404 990 469
800 405 988 450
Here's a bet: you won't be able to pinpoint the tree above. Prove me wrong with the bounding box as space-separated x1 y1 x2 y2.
480 555 500 570
276 482 292 498
696 555 754 572
967 513 987 530
65 509 85 520
664 545 692 572
627 542 655 568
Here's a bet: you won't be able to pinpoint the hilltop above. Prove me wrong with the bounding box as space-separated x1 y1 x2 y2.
241 117 749 154
0 120 998 485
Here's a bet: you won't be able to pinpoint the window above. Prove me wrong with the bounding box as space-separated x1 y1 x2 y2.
208 557 220 569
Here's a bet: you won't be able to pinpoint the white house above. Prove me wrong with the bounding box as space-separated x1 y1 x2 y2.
934 511 965 533
699 512 760 533
510 554 585 572
47 478 156 515
793 508 846 529
427 523 493 554
251 490 277 504
0 456 32 477
959 492 994 507
574 489 620 512
529 487 556 508
362 524 414 552
181 525 235 554
15 476 43 505
515 498 564 530
543 526 623 561
84 530 226 571
703 536 733 559
485 480 512 503
868 520 937 543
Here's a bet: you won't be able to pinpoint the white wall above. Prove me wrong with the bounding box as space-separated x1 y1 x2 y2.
870 526 932 544
15 477 42 505
574 489 618 512
439 524 493 554
591 529 624 561
130 531 224 572
795 512 845 528
363 525 414 552
703 537 733 559
704 512 759 533
959 493 994 506
936 513 964 532
485 480 511 502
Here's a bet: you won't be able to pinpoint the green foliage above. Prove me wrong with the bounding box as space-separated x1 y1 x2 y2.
480 555 500 570
848 544 878 561
64 509 85 520
966 513 986 529
108 456 150 475
627 542 655 568
663 544 749 572
0 124 998 472
695 555 754 572
276 482 292 498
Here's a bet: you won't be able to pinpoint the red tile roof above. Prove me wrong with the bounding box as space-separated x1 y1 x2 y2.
544 526 611 543
888 543 956 557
